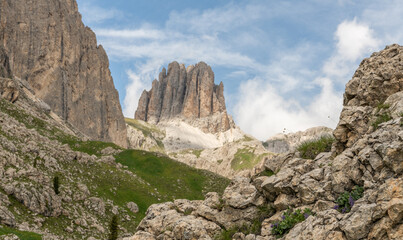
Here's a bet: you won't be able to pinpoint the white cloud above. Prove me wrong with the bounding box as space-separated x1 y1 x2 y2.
95 29 165 39
78 2 122 24
335 19 380 61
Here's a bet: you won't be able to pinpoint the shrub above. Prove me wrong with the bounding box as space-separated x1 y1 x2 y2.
271 208 314 237
108 215 118 240
333 186 364 213
53 176 60 195
297 135 335 159
255 169 275 177
372 112 392 130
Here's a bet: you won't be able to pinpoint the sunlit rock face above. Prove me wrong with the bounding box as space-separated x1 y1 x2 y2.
135 61 233 134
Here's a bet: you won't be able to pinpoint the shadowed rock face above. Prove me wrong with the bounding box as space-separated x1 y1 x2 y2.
0 0 127 147
135 61 232 133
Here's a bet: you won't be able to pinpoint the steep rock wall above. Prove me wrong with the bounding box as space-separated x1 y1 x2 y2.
0 0 127 147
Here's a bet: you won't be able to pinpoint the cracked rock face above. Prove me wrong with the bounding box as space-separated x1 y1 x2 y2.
334 44 403 152
0 0 127 147
135 61 233 133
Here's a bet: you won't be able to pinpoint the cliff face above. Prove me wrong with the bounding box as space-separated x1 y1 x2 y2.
135 61 233 133
334 44 403 152
0 0 127 147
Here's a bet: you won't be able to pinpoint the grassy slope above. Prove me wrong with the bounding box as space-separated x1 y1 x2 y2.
0 99 229 238
0 226 41 240
231 147 268 171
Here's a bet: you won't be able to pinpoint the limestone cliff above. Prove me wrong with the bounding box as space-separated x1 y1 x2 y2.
0 0 127 147
135 61 233 133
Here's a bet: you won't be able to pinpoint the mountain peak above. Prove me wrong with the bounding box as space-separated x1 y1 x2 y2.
135 61 234 133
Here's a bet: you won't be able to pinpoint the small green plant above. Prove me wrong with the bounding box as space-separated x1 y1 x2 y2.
108 215 119 240
256 169 275 177
333 186 364 213
372 112 392 130
271 208 314 238
376 103 390 111
297 135 335 159
399 112 403 127
53 176 60 195
215 198 226 211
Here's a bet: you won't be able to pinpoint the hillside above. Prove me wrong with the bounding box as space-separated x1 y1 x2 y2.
0 77 229 239
126 44 403 240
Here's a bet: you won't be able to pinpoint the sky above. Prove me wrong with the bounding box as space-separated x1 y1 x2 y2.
76 0 403 140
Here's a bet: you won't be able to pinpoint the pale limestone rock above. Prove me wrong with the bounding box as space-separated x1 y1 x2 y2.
127 202 139 214
223 177 259 209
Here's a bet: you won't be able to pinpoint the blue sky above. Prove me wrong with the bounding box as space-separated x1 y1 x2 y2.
76 0 403 140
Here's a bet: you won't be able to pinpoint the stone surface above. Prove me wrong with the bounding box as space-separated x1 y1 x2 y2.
334 44 403 152
135 61 233 134
0 0 127 147
127 202 139 214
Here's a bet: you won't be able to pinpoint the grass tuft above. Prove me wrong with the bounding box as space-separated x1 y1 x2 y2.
372 113 392 130
297 135 335 159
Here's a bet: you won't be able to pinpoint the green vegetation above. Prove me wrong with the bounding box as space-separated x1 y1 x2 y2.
372 103 392 130
0 98 230 238
53 176 60 195
216 206 274 240
0 225 42 240
109 215 119 240
297 135 335 159
231 147 268 171
255 169 275 177
334 186 364 213
115 150 230 201
271 208 314 238
180 149 203 158
372 112 392 130
400 112 403 126
376 103 391 112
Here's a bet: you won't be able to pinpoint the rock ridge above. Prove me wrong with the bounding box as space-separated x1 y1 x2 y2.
135 61 233 133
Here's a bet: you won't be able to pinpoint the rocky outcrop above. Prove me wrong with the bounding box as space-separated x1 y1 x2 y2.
334 44 403 152
264 126 333 153
129 45 403 240
0 0 127 147
135 61 233 133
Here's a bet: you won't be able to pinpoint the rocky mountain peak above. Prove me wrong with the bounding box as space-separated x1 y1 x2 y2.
135 61 233 133
0 0 127 147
